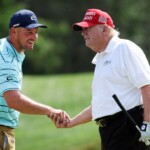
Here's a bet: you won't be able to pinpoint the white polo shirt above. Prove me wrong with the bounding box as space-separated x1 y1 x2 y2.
91 35 150 120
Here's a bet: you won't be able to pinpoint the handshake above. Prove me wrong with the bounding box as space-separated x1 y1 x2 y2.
48 108 73 128
47 105 91 128
139 121 150 145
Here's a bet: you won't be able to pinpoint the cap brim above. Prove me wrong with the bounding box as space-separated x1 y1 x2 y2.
25 23 47 29
72 22 95 31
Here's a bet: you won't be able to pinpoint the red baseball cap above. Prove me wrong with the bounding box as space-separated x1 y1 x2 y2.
72 9 115 31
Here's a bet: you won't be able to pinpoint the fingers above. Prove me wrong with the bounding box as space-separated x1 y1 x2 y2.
52 114 68 128
49 109 70 119
139 137 150 145
145 139 150 146
60 111 71 122
58 111 71 128
49 109 71 128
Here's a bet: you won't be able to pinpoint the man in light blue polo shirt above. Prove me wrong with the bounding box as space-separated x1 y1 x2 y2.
0 9 70 150
0 37 25 128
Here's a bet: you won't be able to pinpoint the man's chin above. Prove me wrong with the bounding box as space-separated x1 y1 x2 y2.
25 47 34 51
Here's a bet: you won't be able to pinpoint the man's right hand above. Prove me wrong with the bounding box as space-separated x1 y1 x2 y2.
48 109 71 128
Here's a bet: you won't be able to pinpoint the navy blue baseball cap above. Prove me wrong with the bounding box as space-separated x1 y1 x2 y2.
9 9 47 29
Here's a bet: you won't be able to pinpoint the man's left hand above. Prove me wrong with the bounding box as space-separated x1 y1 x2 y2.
139 121 150 145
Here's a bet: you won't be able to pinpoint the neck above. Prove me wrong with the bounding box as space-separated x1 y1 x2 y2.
8 35 23 53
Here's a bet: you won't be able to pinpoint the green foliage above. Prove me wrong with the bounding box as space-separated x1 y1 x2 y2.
1 0 150 74
15 73 100 150
0 0 27 37
23 21 71 74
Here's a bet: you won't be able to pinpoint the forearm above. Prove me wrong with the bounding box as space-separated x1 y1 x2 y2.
13 94 51 115
4 90 53 115
141 85 150 122
68 105 92 127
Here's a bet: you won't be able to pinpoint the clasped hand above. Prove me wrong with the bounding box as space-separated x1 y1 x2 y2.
139 121 150 145
48 110 71 128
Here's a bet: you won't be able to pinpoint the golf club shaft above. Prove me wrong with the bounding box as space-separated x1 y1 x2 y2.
112 94 140 133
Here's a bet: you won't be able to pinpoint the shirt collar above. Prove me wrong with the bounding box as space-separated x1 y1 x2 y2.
92 35 119 64
103 35 119 54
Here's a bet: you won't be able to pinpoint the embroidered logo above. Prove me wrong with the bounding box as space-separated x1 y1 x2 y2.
6 75 13 81
141 124 147 131
31 15 36 20
98 16 107 23
103 60 111 66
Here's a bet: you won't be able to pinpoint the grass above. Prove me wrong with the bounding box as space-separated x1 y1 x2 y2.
15 73 100 150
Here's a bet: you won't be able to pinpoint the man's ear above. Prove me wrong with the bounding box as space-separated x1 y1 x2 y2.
103 25 109 33
10 27 17 35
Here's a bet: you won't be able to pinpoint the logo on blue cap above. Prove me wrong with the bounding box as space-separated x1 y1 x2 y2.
9 9 47 29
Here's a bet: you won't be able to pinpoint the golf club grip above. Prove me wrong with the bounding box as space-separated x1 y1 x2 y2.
112 94 141 132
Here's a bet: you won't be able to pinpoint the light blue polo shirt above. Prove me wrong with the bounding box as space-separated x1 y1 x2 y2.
0 38 25 128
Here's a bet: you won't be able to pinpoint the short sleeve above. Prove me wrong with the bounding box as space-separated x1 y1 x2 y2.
0 63 22 96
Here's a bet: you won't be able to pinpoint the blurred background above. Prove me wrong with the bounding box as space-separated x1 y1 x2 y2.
1 0 150 75
1 0 150 149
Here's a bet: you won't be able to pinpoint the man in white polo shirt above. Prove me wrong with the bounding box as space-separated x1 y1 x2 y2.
52 8 150 150
0 9 69 150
